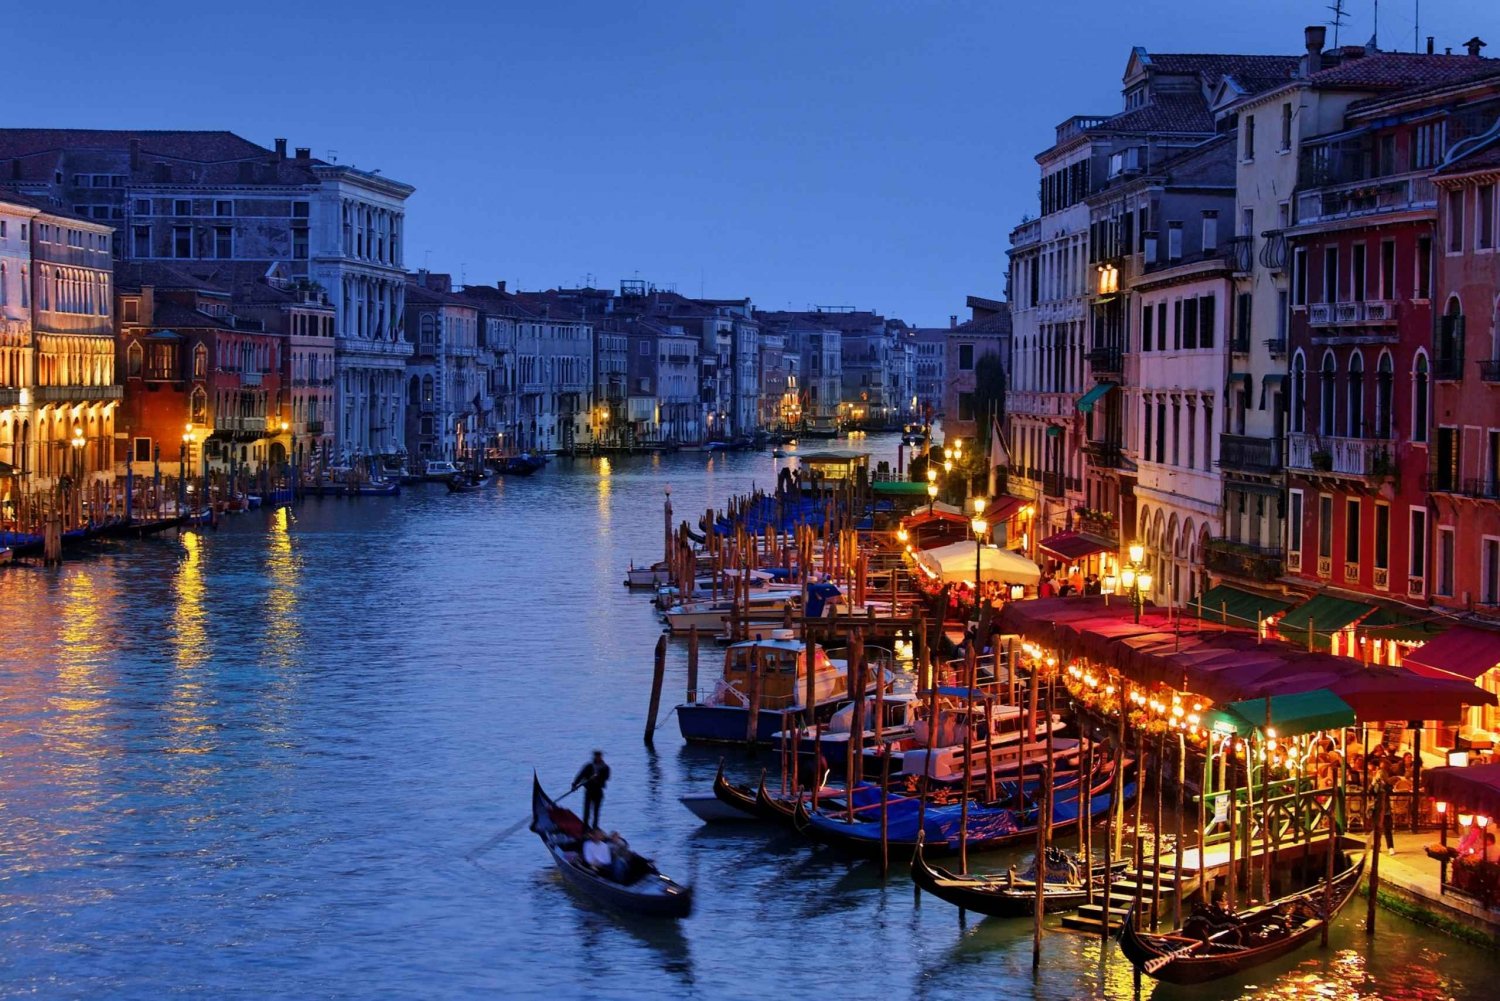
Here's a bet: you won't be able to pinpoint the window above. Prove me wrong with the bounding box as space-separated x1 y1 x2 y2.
1412 353 1430 442
1289 489 1304 555
132 226 150 258
292 201 310 219
1155 400 1166 462
172 226 192 258
1485 538 1500 606
1436 526 1455 596
1345 499 1360 566
1322 246 1338 303
957 392 975 421
133 437 153 463
1202 399 1213 468
1448 189 1465 253
958 344 974 371
1410 508 1428 581
1351 244 1367 301
1280 102 1292 151
419 314 436 347
1414 120 1446 170
1156 303 1167 350
1233 292 1251 350
214 227 232 259
1292 247 1308 305
1374 352 1393 439
1347 352 1365 438
1202 211 1218 252
1319 353 1336 435
1318 495 1333 560
190 387 207 424
1291 353 1306 433
1243 115 1255 160
1142 399 1152 459
1199 295 1215 349
173 199 191 215
1377 134 1396 175
639 341 651 356
1379 240 1395 298
1141 303 1154 351
1182 298 1197 349
215 200 233 217
1168 222 1182 260
1416 236 1433 299
1375 503 1390 571
122 298 138 323
1435 426 1460 491
1480 184 1496 251
292 226 308 260
193 343 208 379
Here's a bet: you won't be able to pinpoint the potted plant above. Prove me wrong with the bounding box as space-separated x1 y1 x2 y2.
1311 448 1333 471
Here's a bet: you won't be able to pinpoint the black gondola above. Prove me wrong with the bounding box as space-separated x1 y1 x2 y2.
495 454 546 476
910 835 1129 918
1117 849 1365 985
711 764 764 819
445 471 490 492
530 775 693 919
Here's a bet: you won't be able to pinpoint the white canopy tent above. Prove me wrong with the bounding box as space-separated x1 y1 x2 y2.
913 542 1041 586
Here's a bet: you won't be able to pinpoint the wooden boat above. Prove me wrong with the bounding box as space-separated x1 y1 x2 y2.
445 471 490 493
1117 850 1365 985
530 776 693 919
911 838 1129 917
710 762 766 818
494 453 546 476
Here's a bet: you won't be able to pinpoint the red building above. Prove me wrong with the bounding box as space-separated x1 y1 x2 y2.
1284 59 1500 661
115 264 289 477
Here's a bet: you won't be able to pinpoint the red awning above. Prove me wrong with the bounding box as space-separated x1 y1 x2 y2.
1428 763 1500 818
901 509 970 529
1039 531 1114 561
1403 625 1500 682
1323 667 1494 723
985 496 1027 524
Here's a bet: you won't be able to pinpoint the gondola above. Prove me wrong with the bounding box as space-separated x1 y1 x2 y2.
1117 849 1365 985
911 836 1130 917
530 775 693 919
446 471 490 493
711 762 765 819
495 453 546 476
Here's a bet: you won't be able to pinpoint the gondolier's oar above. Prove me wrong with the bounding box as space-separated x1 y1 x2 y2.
1142 927 1237 975
467 787 580 861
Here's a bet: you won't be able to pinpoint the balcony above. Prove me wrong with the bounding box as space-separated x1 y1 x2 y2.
241 370 263 387
1295 172 1437 226
1287 433 1395 479
1042 471 1066 498
1363 300 1399 324
1222 235 1254 274
304 420 325 434
1481 360 1500 383
1204 538 1285 583
1087 346 1122 376
33 384 124 403
0 388 19 406
1219 433 1283 475
1427 473 1500 500
1258 230 1288 272
213 416 268 439
1265 337 1287 357
1082 439 1125 469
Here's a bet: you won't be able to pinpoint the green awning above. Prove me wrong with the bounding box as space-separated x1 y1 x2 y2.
1204 690 1356 740
873 480 932 496
1187 584 1292 628
1276 593 1378 650
1261 374 1286 409
1356 606 1448 644
1226 372 1251 395
1076 381 1116 414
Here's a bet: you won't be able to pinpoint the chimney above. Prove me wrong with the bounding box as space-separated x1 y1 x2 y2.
1465 36 1487 58
1304 25 1327 74
273 138 287 160
1427 36 1435 54
949 315 958 329
294 146 311 160
129 138 141 171
496 280 506 293
1446 47 1453 56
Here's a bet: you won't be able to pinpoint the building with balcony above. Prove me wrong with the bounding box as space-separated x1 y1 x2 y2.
1283 52 1500 619
0 130 414 459
1430 104 1500 613
116 263 287 478
404 273 484 461
943 297 1009 442
911 325 948 419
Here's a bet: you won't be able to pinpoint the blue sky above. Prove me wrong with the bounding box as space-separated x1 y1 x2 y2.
16 0 1493 325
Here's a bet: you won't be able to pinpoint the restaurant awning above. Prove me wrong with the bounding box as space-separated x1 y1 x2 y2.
873 480 931 497
1076 381 1116 414
901 508 970 528
1276 593 1377 649
985 496 1028 524
913 542 1041 585
1203 689 1355 739
1428 763 1500 818
1186 584 1292 629
1356 606 1449 644
1403 625 1500 682
1323 667 1494 723
1039 530 1115 561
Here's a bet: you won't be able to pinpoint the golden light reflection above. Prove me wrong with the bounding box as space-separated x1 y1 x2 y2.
166 530 212 755
263 505 301 667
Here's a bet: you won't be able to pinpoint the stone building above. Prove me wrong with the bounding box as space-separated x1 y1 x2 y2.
405 273 484 461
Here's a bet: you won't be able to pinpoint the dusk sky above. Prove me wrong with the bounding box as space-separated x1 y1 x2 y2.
19 0 1491 325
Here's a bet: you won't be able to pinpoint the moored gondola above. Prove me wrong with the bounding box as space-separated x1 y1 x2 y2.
910 836 1129 917
1117 849 1365 984
530 775 693 919
711 762 765 819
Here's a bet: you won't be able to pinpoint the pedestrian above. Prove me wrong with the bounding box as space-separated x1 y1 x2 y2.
1367 769 1395 856
572 750 611 830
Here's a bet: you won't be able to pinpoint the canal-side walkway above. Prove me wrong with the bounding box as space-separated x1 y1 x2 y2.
1368 831 1500 946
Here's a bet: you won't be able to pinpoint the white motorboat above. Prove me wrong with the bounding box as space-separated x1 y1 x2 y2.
421 460 461 481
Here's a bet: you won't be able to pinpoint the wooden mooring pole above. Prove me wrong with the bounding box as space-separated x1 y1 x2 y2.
644 633 667 747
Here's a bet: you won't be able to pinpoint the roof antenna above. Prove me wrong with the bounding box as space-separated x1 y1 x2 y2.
1326 0 1348 47
327 149 338 164
1414 0 1420 53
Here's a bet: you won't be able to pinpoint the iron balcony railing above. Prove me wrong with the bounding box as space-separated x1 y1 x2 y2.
1204 538 1285 583
1042 471 1066 497
1087 346 1122 375
1219 434 1282 475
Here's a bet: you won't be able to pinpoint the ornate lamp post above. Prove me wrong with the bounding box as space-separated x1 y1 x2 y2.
180 424 195 514
971 497 988 600
1119 541 1153 624
69 424 85 528
926 466 938 516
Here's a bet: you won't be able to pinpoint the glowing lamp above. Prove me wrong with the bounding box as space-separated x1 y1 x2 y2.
926 468 937 483
927 484 938 499
1128 543 1144 564
1138 571 1154 593
971 517 987 537
1436 801 1448 815
1121 568 1136 590
1459 814 1475 828
897 528 909 543
974 498 986 516
1480 816 1491 830
1009 584 1024 600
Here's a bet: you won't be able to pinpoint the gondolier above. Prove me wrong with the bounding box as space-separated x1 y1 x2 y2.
573 750 611 829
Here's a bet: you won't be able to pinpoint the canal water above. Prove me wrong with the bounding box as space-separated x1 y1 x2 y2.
0 433 1489 1000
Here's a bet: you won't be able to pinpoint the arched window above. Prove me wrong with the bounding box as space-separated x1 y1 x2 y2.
419 313 436 347
1375 351 1394 439
1437 296 1464 379
126 341 143 378
1347 351 1365 439
189 387 207 425
407 375 420 406
193 343 208 379
1319 352 1337 436
1291 351 1306 433
1412 351 1430 443
421 375 434 404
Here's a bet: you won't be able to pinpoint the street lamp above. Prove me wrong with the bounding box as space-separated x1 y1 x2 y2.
281 419 293 496
971 497 988 601
180 424 195 514
926 466 938 516
1120 541 1152 623
69 425 85 526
